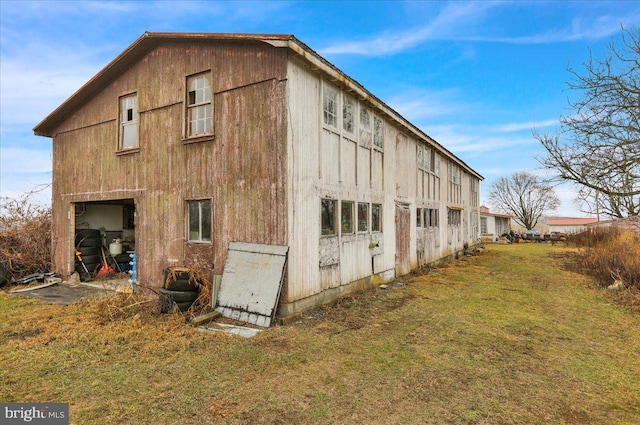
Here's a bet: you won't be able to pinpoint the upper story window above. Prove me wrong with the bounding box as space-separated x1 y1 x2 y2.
359 107 372 148
449 163 462 185
343 95 356 137
186 72 212 138
323 84 339 128
373 115 384 150
119 93 138 150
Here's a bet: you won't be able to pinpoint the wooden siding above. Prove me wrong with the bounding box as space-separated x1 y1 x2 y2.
50 40 288 288
46 35 481 314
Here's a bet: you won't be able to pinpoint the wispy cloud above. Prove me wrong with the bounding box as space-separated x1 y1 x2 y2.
320 2 639 57
386 88 474 122
492 119 558 133
320 2 496 55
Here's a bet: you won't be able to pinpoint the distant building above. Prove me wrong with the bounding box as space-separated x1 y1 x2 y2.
585 216 640 234
546 217 599 234
480 206 511 241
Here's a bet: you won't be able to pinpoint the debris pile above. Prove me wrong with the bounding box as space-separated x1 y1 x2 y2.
0 190 52 286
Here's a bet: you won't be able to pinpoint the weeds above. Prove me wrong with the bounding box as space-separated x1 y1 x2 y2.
570 227 640 289
0 186 52 285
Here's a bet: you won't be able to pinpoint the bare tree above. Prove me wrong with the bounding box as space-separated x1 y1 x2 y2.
488 171 560 230
534 26 640 218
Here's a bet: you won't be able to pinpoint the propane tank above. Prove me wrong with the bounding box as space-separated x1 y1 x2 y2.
109 238 123 255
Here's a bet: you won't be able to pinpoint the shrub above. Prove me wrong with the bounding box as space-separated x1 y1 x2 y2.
0 189 52 285
571 227 640 289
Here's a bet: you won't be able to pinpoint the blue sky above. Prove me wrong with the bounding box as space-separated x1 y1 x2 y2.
1 0 639 216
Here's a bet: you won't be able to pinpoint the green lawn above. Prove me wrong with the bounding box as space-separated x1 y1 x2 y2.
1 243 639 424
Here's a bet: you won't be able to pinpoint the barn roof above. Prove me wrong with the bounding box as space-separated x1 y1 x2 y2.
33 31 483 180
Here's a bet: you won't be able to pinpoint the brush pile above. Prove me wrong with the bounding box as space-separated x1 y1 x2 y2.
0 189 52 286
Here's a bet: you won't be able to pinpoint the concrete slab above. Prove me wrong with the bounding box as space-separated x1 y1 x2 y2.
197 323 262 338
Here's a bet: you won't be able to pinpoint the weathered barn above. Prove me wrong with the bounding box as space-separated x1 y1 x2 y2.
34 32 483 317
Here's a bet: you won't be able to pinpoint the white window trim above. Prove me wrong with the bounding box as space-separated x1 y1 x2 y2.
118 92 138 151
185 71 213 141
187 199 212 243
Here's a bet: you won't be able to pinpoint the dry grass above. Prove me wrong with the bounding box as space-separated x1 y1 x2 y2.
570 227 640 289
1 243 639 424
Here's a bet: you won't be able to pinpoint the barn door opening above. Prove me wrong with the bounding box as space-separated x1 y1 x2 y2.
395 203 411 277
73 199 136 282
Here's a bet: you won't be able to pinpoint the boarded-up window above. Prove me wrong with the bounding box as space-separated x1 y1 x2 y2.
343 95 356 136
372 204 382 232
358 203 369 232
119 93 137 150
188 200 212 242
321 199 337 236
323 84 338 128
186 72 212 137
341 201 354 234
373 115 384 149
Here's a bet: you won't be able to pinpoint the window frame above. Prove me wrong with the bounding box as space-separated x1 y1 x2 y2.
373 114 384 150
341 200 354 235
185 71 213 141
357 203 369 233
371 203 382 232
426 208 440 228
359 107 373 148
321 198 337 236
447 208 462 226
187 199 212 243
342 94 356 138
322 83 339 129
118 92 138 151
416 208 423 228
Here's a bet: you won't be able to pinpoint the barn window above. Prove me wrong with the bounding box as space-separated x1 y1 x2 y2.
373 115 384 149
323 84 338 128
343 95 356 136
371 204 382 232
187 200 212 242
321 199 337 236
447 208 461 226
417 208 423 228
119 93 138 150
359 107 372 148
186 72 212 138
341 201 354 234
427 208 439 228
358 203 369 232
